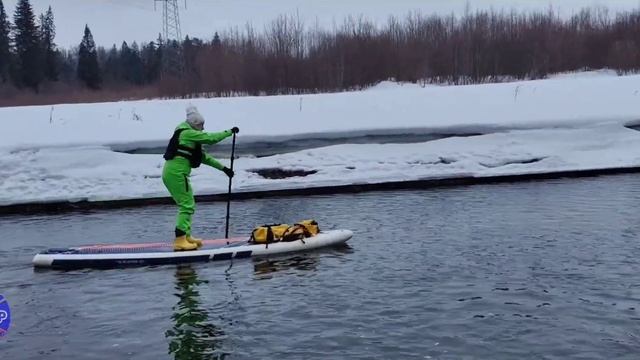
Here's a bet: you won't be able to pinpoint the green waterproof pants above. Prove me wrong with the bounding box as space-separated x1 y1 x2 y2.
162 160 195 236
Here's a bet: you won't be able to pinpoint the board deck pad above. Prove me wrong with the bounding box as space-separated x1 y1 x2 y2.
42 237 247 255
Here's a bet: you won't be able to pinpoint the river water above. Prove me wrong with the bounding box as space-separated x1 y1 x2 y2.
1 175 640 359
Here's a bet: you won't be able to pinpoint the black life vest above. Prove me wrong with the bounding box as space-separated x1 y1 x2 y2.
163 128 203 168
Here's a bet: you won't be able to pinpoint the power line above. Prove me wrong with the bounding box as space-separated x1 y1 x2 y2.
154 0 186 78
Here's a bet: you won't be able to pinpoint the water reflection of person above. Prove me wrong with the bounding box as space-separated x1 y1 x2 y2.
166 265 227 360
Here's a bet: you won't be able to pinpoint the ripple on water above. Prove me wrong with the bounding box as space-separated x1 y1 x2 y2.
2 175 640 359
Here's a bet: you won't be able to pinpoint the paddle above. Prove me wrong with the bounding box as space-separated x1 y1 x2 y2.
224 131 237 240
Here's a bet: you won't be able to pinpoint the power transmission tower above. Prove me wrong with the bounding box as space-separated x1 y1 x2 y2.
154 0 186 77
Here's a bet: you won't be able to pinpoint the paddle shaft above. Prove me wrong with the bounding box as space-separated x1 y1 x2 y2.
224 132 237 239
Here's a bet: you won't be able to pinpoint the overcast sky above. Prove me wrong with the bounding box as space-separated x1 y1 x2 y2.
4 0 640 48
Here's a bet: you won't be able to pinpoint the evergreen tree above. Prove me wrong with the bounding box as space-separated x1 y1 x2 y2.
13 0 43 90
0 0 11 83
128 41 143 84
116 41 143 84
119 41 131 82
212 32 221 49
102 44 119 84
141 41 161 84
183 36 203 76
39 6 58 81
155 33 164 77
57 48 75 82
77 24 101 89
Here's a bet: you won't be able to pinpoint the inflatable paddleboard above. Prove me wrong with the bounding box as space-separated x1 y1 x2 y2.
32 230 353 270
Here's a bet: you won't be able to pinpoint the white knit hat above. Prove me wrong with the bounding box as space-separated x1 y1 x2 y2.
186 104 205 129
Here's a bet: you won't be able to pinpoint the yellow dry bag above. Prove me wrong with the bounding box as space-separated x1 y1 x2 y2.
297 220 320 236
281 220 320 242
250 224 290 244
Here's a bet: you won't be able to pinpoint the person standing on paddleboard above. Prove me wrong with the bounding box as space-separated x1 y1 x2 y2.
163 105 239 251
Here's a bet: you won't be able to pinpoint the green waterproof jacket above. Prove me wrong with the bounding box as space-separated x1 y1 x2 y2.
164 121 233 175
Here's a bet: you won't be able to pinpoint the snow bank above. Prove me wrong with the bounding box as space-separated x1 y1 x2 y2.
3 73 640 151
2 123 640 206
2 72 640 206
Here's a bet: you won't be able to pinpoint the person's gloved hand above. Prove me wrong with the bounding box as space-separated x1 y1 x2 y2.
231 127 239 134
222 167 234 178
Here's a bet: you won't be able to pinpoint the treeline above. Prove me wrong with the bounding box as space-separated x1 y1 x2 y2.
0 0 165 103
2 0 640 106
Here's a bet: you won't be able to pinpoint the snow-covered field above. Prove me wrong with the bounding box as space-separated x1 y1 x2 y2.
2 70 640 206
2 69 639 150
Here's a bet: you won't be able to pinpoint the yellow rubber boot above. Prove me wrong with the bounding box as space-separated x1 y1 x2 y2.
187 235 203 248
174 235 198 251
